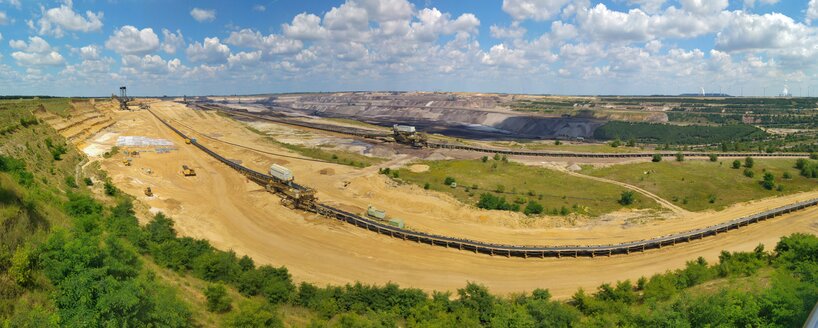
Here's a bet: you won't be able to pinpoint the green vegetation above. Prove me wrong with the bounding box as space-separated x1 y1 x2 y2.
594 121 768 145
398 159 657 216
796 159 818 178
619 191 635 205
733 159 742 169
204 284 232 313
652 154 662 162
584 159 818 211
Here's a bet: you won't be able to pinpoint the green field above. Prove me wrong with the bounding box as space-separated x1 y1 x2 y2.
583 159 818 211
397 159 658 216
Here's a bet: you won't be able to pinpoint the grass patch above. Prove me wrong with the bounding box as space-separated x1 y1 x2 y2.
397 159 659 216
583 159 818 211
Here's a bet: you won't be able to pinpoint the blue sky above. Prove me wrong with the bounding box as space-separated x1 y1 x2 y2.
1 0 818 96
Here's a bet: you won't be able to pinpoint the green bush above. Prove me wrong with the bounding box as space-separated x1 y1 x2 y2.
652 154 662 162
477 193 519 211
761 172 775 190
744 169 755 178
732 160 741 169
204 284 232 313
523 200 544 215
745 157 754 168
709 154 718 162
64 175 78 188
675 152 685 162
443 176 456 186
104 181 117 196
619 191 635 205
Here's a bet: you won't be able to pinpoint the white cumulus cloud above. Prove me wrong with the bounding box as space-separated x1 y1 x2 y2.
37 2 103 38
186 37 231 64
10 36 65 66
502 0 571 21
226 29 303 57
808 0 818 24
190 8 216 22
105 25 160 55
161 28 185 54
282 13 327 40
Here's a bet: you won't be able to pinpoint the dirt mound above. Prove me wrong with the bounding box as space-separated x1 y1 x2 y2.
319 168 335 175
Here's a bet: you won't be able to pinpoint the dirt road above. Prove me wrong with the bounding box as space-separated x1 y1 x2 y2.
88 102 818 298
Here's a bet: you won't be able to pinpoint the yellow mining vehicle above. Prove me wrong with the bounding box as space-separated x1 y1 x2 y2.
182 165 196 176
123 158 132 166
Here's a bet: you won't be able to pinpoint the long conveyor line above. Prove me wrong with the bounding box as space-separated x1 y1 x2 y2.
148 108 818 258
198 103 813 159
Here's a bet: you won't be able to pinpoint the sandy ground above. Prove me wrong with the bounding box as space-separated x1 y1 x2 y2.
71 101 818 298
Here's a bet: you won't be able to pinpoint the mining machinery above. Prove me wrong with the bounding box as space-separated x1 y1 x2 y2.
181 165 196 176
392 124 427 148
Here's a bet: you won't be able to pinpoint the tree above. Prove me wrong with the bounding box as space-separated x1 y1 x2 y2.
443 176 456 186
554 140 562 145
745 156 754 168
104 181 117 196
652 154 662 162
238 255 255 271
610 139 621 148
457 282 495 324
223 301 283 328
732 160 741 169
493 153 501 161
762 172 775 190
676 152 685 162
626 138 636 147
192 251 242 282
146 213 177 244
709 154 718 162
744 169 755 178
204 284 232 313
481 156 488 163
423 182 430 190
619 191 635 205
523 200 544 215
83 177 93 186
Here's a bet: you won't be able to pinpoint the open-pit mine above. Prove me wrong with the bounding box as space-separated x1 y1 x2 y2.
43 93 818 298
